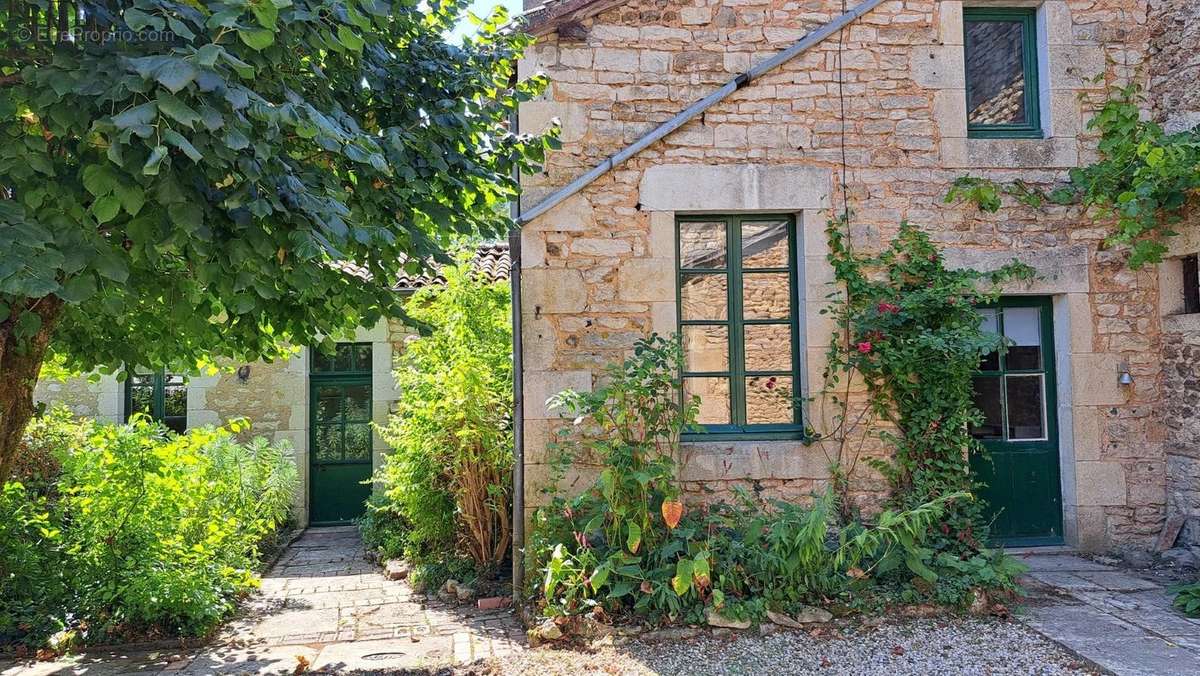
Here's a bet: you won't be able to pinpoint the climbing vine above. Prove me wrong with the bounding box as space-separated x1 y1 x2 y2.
946 84 1200 269
820 218 1033 552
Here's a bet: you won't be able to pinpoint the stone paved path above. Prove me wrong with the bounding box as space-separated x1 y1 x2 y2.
3 526 524 675
1018 551 1200 676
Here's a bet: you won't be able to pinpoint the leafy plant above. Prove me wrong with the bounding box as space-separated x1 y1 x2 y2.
372 260 513 569
822 218 1032 556
947 83 1200 269
1172 581 1200 617
0 0 552 484
0 408 299 647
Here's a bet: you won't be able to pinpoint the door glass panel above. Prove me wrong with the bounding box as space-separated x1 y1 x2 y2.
354 344 372 371
683 377 730 425
745 375 794 424
743 324 792 372
971 376 1004 439
682 325 729 372
966 20 1029 125
1003 307 1041 370
334 344 354 372
344 424 372 461
742 273 790 320
129 380 154 416
1006 374 1046 440
979 309 1001 371
741 220 790 268
344 384 371 422
314 425 342 462
679 221 726 269
316 386 342 421
163 375 187 417
680 274 728 321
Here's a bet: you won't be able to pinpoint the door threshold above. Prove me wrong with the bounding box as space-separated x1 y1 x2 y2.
1005 544 1077 555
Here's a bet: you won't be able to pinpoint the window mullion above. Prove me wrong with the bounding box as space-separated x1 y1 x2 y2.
153 369 166 421
729 216 746 428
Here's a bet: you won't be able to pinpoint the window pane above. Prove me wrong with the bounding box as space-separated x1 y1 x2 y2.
1006 374 1045 440
163 376 187 418
741 220 790 268
354 344 373 371
316 385 342 421
344 424 372 461
966 20 1028 125
1003 306 1042 370
679 221 726 269
743 324 792 372
344 385 371 422
334 344 354 372
971 376 1003 439
680 274 728 321
129 384 153 417
745 376 794 425
683 377 731 425
742 273 790 320
682 325 729 373
312 350 335 372
314 425 342 462
979 309 1000 371
163 416 187 435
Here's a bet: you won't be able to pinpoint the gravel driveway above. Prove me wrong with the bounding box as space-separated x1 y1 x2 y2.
469 617 1098 676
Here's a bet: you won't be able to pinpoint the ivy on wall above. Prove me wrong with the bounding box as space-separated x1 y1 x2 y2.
946 84 1200 269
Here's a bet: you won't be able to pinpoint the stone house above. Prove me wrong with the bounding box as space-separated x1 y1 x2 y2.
512 0 1200 552
34 244 511 528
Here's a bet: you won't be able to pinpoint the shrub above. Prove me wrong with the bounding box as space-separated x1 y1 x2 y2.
1173 581 1200 617
531 334 1025 627
371 261 513 572
0 409 298 646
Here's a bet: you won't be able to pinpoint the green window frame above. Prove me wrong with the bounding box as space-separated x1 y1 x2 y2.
964 8 1043 139
124 369 187 434
311 342 373 375
675 214 804 441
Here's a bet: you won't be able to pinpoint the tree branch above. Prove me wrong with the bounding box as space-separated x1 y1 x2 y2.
0 74 22 87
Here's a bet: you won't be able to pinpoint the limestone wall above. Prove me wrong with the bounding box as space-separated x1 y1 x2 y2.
1148 0 1200 132
519 0 1167 550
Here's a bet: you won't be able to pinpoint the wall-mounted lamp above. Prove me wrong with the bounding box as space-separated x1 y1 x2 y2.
237 365 252 383
1118 362 1134 387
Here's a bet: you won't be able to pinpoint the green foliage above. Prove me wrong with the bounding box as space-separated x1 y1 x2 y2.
371 261 513 569
947 84 1200 269
823 218 1032 555
0 0 551 472
358 493 410 562
1172 580 1200 617
0 407 298 646
531 335 1020 626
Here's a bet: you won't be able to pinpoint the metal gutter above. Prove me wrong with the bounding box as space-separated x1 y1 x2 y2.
517 0 885 225
508 108 527 602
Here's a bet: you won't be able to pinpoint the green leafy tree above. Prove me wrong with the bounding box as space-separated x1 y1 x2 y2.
0 0 549 482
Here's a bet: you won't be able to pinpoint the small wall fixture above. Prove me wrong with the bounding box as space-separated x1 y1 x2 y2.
1118 362 1133 387
237 365 252 383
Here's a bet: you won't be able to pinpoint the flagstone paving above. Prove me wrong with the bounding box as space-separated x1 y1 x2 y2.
1018 551 1200 676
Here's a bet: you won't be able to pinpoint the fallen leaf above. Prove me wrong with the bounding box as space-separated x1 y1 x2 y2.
294 654 310 674
891 645 905 656
820 657 832 668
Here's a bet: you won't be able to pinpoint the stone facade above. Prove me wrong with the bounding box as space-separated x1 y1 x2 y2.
518 0 1173 550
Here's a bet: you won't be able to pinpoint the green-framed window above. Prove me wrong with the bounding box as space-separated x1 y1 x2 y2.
964 8 1043 139
124 369 187 434
310 343 374 465
311 342 373 375
675 214 803 440
970 301 1055 442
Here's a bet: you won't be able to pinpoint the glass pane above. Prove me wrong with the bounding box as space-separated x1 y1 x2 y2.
683 377 731 426
1003 306 1042 370
1006 374 1045 440
316 385 342 421
163 376 187 417
682 325 729 373
742 273 790 320
312 350 335 372
129 384 154 416
979 309 1000 371
344 424 372 461
344 384 371 422
680 274 728 321
163 416 187 435
741 220 790 268
314 425 342 462
334 344 354 372
354 344 372 371
745 376 795 425
679 221 726 269
971 376 1003 439
743 324 792 372
966 20 1029 125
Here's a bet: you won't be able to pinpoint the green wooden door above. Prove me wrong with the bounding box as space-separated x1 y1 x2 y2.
969 297 1063 546
309 344 374 525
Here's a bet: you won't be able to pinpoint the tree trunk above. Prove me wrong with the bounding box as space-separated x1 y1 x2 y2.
0 297 63 486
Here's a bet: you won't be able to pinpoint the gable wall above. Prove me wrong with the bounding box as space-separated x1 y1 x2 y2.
518 0 1166 550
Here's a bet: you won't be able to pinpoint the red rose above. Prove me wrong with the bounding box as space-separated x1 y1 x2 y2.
877 302 900 314
857 341 873 354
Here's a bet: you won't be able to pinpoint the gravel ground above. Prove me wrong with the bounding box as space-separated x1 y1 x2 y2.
467 617 1098 676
